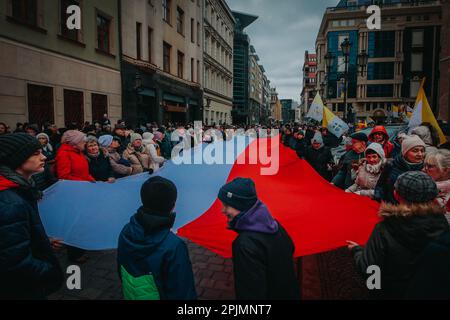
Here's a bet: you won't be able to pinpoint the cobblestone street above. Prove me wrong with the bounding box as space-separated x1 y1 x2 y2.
49 240 235 300
49 240 366 300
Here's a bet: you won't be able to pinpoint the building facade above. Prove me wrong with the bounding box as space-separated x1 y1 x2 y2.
439 0 450 123
121 0 203 127
280 99 295 123
203 0 234 126
232 10 257 124
0 0 122 129
270 87 282 122
315 0 442 122
300 51 317 118
248 45 264 124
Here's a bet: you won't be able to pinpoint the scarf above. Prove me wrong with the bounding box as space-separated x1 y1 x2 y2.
0 165 43 201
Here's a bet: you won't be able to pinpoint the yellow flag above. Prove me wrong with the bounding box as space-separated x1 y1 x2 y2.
409 79 446 145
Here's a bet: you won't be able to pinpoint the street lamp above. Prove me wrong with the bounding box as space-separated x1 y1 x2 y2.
357 50 369 77
340 38 351 123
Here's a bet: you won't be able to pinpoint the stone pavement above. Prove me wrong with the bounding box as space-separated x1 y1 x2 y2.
48 240 235 300
49 240 366 300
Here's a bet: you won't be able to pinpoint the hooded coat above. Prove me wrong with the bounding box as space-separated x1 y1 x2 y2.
369 126 394 158
230 200 300 300
374 155 424 204
0 167 63 299
117 207 197 300
346 143 386 198
351 202 450 299
411 126 439 154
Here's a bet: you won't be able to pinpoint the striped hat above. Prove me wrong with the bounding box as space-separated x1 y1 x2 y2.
0 133 42 169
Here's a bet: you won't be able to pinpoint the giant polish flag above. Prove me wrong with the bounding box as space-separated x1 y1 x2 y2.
39 136 380 258
409 79 447 145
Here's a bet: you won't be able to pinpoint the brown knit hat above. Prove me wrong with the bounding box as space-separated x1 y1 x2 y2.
0 133 42 169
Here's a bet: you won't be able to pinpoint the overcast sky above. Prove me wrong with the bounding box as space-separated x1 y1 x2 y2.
227 0 340 102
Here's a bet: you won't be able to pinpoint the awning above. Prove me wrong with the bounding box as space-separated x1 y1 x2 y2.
138 88 156 97
163 93 185 104
189 99 199 106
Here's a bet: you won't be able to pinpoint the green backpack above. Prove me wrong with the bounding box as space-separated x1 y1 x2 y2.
121 266 161 300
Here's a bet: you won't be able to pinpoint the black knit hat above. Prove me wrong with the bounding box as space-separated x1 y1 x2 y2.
0 133 42 169
351 132 368 143
218 178 258 212
140 176 178 215
395 171 439 203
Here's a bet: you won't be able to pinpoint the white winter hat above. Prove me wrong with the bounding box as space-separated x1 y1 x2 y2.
365 142 385 160
401 135 426 156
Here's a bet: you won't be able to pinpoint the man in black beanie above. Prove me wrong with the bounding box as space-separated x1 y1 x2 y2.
0 133 63 299
117 176 197 300
218 178 300 300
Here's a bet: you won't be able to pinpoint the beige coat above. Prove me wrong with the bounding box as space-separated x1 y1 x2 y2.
122 144 152 175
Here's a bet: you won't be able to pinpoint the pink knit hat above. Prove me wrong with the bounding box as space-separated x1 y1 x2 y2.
61 130 86 146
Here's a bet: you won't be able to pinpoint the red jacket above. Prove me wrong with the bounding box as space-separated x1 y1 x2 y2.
369 126 394 158
55 144 95 182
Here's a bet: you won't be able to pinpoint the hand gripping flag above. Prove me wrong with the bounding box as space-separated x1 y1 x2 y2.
39 136 380 258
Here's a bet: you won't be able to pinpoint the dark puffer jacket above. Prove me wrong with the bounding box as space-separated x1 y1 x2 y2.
86 149 114 182
230 200 300 300
351 202 450 300
0 171 63 299
374 155 424 204
117 207 197 300
305 145 333 181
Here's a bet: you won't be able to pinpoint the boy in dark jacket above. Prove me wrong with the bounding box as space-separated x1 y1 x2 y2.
0 133 63 299
348 171 450 299
218 178 300 300
117 176 197 300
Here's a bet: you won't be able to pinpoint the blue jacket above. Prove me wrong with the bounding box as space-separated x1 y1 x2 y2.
117 207 197 300
0 173 63 299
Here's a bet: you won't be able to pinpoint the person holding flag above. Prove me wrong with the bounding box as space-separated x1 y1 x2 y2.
408 79 447 147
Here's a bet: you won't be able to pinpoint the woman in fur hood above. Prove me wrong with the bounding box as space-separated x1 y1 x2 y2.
346 143 386 198
347 171 450 300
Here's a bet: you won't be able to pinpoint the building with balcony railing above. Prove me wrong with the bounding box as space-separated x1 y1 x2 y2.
300 51 318 119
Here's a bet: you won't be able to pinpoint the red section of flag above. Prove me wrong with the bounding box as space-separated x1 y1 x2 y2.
178 137 381 258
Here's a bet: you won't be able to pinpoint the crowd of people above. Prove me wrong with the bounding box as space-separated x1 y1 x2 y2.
0 116 449 300
281 121 450 299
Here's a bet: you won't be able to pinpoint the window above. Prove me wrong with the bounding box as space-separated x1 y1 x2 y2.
197 22 200 46
91 93 108 123
190 18 194 42
27 84 54 128
163 0 171 24
176 7 184 34
368 62 395 80
163 42 171 73
12 0 37 26
197 60 200 84
367 85 394 98
338 56 346 72
136 22 142 60
64 89 84 127
191 58 195 82
338 34 348 50
411 52 423 72
148 27 153 63
96 13 111 53
410 81 421 98
412 30 424 47
177 51 184 78
60 0 79 41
